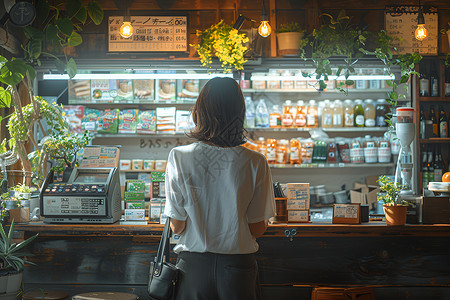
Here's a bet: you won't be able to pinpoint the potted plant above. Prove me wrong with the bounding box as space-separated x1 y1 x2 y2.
0 219 38 297
12 184 35 202
190 20 249 73
0 193 29 224
377 175 410 226
276 22 305 56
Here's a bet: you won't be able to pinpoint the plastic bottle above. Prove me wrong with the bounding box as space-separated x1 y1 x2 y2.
257 137 267 157
364 99 376 127
306 100 318 128
276 139 289 164
343 99 354 127
332 100 344 128
282 100 295 128
269 105 282 128
245 97 255 128
266 139 277 164
255 98 269 128
294 100 307 127
290 138 301 164
354 99 365 127
321 100 333 128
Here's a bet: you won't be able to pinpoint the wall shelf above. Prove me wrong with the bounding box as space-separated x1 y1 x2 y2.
242 88 392 94
248 127 388 132
419 138 450 144
94 133 189 138
418 97 450 102
269 163 394 169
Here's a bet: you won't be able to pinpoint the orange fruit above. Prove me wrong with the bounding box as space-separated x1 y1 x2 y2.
443 172 450 183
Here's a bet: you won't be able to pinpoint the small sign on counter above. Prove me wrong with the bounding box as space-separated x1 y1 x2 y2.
332 203 361 224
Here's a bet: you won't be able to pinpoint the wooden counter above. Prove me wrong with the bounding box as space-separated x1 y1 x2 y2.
12 222 450 300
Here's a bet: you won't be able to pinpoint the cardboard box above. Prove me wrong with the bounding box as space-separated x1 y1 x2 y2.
287 199 310 210
288 210 310 223
125 200 145 209
8 208 30 223
124 191 145 201
286 183 310 200
350 184 380 211
124 209 146 221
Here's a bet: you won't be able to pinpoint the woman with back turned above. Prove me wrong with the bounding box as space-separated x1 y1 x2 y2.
164 77 275 300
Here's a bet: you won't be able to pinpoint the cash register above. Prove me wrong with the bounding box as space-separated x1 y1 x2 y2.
40 167 121 223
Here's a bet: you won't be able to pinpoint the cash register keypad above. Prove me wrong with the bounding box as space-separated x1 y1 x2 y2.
45 183 106 194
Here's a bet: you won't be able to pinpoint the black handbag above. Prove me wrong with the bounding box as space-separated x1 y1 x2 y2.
148 218 180 300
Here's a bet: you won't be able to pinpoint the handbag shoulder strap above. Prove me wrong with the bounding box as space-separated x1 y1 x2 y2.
153 217 172 276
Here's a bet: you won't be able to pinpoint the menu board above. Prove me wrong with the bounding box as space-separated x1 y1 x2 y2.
385 6 438 55
108 16 188 52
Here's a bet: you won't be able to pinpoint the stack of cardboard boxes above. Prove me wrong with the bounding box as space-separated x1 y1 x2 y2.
286 183 310 223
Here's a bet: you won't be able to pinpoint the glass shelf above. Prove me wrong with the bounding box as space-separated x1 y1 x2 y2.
270 163 394 169
93 133 188 138
242 88 392 94
248 127 388 132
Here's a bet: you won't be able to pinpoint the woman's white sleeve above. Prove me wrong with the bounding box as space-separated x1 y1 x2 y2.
246 160 275 223
164 150 188 221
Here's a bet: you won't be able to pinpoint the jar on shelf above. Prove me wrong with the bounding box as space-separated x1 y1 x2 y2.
321 100 333 128
269 105 282 128
294 100 307 127
363 135 378 163
355 68 369 90
295 71 307 89
375 99 389 127
377 137 391 163
240 72 250 89
267 70 281 90
369 68 382 89
306 100 318 128
332 100 344 128
257 137 267 157
354 99 365 127
282 100 295 128
350 138 365 163
266 138 277 164
252 72 266 90
343 99 354 127
276 139 289 164
290 138 301 164
281 70 295 89
364 99 376 127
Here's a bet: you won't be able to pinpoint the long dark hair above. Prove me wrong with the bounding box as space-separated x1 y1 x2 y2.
188 77 246 147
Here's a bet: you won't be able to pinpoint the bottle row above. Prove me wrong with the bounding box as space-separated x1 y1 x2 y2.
245 98 391 129
243 136 396 165
421 145 448 187
419 105 448 139
418 62 450 97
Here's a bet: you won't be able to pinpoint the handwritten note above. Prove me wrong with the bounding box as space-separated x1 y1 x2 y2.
108 16 188 52
385 6 438 55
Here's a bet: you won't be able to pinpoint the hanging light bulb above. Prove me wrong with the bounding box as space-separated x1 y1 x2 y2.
120 14 133 39
415 9 427 41
258 0 271 38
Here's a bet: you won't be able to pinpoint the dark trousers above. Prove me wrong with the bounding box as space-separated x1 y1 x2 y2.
175 251 261 300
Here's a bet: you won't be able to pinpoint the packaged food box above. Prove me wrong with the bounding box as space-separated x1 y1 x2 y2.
119 109 138 133
68 80 91 103
124 209 146 221
125 200 145 209
286 183 310 200
98 109 120 134
149 198 162 222
288 210 310 223
177 79 199 101
63 105 84 133
126 180 145 192
91 79 119 102
136 110 156 134
81 108 101 132
151 182 166 198
124 191 145 201
156 107 176 133
176 110 193 133
151 171 165 182
134 79 155 102
156 79 176 101
287 199 310 210
115 79 134 102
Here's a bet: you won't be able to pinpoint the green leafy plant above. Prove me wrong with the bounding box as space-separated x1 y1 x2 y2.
0 219 38 272
12 184 35 194
190 20 249 73
301 10 368 92
276 22 304 33
377 175 409 206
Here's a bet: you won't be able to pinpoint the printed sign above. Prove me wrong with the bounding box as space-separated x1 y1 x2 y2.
385 6 438 55
108 16 188 52
332 203 361 224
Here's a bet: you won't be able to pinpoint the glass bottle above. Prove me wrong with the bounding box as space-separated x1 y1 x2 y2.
430 63 439 97
290 138 301 164
427 149 434 186
282 100 295 128
419 64 430 97
421 148 429 189
439 105 448 138
364 99 376 127
445 67 450 97
343 99 354 127
429 105 438 137
266 139 277 164
332 100 344 128
419 105 426 139
355 68 368 90
269 105 282 128
354 99 365 127
306 100 318 128
294 100 307 128
375 99 389 127
369 68 381 90
433 146 444 182
321 100 333 128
